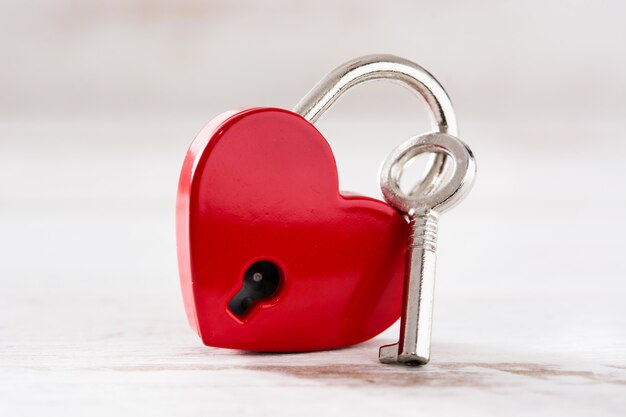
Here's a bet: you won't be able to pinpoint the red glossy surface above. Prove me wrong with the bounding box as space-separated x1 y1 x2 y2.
176 108 408 351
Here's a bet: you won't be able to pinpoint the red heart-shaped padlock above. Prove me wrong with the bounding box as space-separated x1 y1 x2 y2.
177 107 408 351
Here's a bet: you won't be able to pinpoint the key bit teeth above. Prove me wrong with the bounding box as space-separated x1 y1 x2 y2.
379 343 430 365
378 343 399 364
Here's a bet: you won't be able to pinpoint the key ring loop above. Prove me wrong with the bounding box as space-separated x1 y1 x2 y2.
293 54 458 193
380 132 476 215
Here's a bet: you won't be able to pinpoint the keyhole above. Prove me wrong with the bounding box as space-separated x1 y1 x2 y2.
227 261 282 317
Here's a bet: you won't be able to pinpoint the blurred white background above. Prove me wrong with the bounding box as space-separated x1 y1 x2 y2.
1 1 625 416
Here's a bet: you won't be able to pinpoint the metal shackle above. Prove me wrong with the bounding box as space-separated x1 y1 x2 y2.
293 55 458 193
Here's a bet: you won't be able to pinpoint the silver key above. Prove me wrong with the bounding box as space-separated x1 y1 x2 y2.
378 132 476 365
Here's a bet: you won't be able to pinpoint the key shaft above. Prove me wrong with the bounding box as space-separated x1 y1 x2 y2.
380 210 438 364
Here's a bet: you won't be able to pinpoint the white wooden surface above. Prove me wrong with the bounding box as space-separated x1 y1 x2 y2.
1 117 625 416
1 1 626 415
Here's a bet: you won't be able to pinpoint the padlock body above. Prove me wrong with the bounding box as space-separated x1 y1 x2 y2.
177 107 407 351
